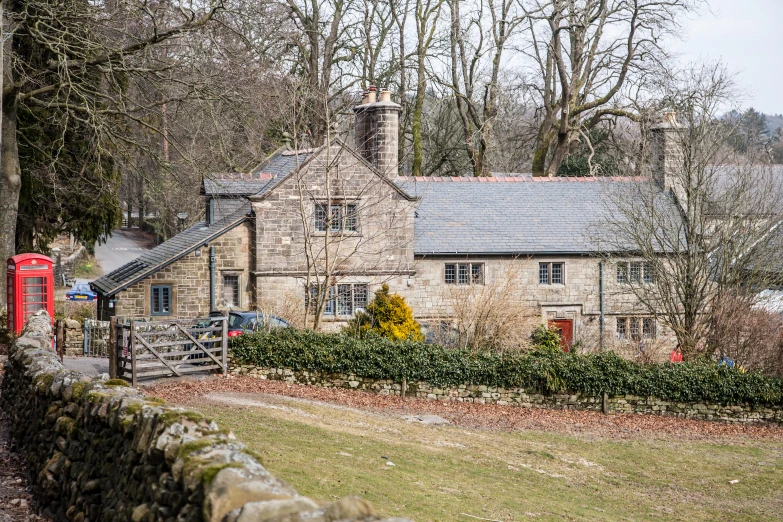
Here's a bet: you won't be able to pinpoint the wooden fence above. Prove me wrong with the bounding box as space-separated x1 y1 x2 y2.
110 316 227 386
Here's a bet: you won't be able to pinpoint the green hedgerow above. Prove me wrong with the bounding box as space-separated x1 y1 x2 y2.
230 329 783 406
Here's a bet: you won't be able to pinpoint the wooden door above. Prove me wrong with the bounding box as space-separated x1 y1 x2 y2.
548 319 573 352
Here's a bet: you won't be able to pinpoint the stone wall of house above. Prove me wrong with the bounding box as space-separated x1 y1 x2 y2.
251 143 416 328
3 312 410 522
252 144 416 278
254 274 412 331
403 256 676 355
230 364 783 424
115 221 254 319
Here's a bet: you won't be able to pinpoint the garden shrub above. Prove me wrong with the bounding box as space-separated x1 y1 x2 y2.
230 329 783 406
530 324 561 353
344 284 423 341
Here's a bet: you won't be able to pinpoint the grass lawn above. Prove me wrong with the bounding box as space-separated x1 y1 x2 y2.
190 393 783 522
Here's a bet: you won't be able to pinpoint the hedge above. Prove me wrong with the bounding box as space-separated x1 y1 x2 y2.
230 329 783 406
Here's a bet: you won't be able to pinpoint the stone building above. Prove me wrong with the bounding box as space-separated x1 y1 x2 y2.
92 88 686 351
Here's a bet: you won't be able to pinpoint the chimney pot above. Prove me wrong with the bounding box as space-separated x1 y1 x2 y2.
367 90 377 103
379 89 391 103
662 110 677 125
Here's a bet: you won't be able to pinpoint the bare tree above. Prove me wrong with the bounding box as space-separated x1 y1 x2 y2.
260 85 416 330
446 0 526 176
279 0 363 137
0 0 230 307
522 0 700 177
602 64 783 359
411 0 445 176
435 261 540 351
707 292 783 375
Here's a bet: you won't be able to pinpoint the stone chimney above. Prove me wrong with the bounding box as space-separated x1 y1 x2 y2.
353 86 401 176
649 110 683 193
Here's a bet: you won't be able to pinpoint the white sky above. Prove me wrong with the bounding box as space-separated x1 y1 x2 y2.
673 0 783 115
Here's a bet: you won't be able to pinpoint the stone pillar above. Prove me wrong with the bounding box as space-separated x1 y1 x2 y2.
353 86 401 177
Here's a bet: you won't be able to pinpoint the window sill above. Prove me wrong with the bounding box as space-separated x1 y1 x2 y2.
312 232 362 238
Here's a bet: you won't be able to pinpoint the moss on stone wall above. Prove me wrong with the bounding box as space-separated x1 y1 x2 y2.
1 311 410 522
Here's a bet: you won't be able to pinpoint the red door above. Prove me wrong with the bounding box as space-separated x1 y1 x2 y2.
548 319 573 352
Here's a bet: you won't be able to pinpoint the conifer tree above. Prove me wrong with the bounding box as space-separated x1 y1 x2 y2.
346 284 423 341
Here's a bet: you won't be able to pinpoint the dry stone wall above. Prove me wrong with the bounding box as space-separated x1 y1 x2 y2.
2 312 411 522
230 364 783 425
57 319 84 357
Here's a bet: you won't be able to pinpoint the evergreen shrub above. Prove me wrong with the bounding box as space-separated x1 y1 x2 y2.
345 284 423 341
230 329 783 406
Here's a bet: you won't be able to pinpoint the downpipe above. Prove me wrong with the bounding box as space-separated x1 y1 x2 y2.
599 260 605 351
209 246 216 312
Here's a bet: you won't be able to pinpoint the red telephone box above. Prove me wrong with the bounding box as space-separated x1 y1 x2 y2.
6 253 55 335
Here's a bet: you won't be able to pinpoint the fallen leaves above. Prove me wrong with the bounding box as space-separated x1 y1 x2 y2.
144 375 783 442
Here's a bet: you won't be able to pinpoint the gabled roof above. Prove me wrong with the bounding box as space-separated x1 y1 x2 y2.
250 148 317 176
90 204 252 296
395 176 676 255
203 173 275 197
250 140 417 203
203 148 316 198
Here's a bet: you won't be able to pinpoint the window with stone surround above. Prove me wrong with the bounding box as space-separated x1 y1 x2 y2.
306 283 368 316
539 262 564 285
150 285 172 316
315 202 358 233
444 263 484 285
616 262 655 284
223 275 239 307
616 317 657 340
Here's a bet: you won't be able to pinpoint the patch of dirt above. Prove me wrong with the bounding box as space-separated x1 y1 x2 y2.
144 375 783 442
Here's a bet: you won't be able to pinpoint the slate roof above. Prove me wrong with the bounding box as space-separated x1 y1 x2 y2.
395 176 676 255
203 174 274 197
707 165 783 216
250 148 316 176
90 203 251 296
203 149 316 198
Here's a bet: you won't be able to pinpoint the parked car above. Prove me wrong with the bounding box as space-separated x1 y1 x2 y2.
185 310 290 363
197 310 290 338
225 311 290 337
66 281 98 301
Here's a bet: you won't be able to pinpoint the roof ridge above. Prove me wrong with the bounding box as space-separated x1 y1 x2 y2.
281 148 318 156
210 172 274 180
395 175 644 182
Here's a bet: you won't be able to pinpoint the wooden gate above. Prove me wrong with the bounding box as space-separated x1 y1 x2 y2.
111 317 227 386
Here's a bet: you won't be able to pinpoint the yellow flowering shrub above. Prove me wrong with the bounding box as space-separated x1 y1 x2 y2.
346 284 423 341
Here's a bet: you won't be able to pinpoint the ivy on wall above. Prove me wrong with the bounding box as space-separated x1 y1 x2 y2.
231 330 783 406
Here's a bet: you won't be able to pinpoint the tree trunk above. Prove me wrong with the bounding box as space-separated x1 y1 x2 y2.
546 131 572 177
0 13 20 308
531 129 554 177
411 58 426 177
138 177 145 229
0 98 20 308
